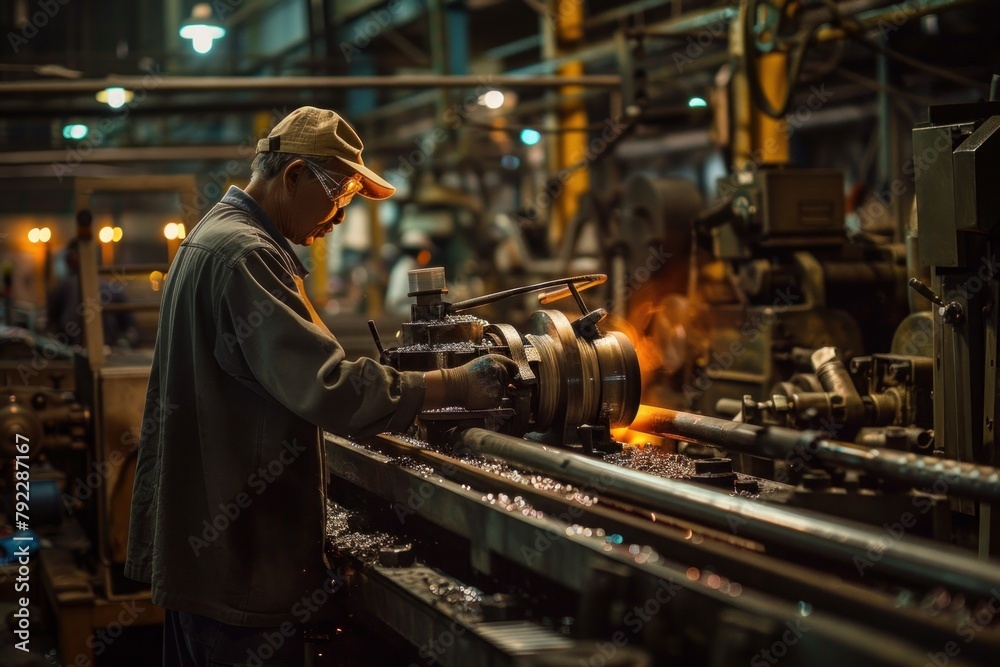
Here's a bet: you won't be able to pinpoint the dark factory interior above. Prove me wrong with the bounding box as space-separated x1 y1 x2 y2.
3 0 1000 665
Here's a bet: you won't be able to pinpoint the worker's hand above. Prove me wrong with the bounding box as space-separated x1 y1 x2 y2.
423 354 519 410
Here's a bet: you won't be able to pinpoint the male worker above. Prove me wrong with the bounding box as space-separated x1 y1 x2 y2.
126 107 515 666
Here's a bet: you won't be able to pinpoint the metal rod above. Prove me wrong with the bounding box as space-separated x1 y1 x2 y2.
629 404 1000 502
0 145 244 166
458 427 1000 600
511 0 972 76
0 74 622 96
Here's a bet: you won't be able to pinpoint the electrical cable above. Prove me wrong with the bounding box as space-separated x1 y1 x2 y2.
834 66 938 107
746 0 984 120
818 0 985 91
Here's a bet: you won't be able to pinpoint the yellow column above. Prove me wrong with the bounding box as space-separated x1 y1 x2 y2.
732 0 790 170
553 0 590 246
752 52 790 165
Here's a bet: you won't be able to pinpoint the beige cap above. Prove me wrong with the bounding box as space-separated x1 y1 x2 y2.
256 106 395 200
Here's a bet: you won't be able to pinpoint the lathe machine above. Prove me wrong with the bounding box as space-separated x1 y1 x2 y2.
320 253 1000 666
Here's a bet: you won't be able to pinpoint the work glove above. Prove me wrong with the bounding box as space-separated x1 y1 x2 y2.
440 354 519 410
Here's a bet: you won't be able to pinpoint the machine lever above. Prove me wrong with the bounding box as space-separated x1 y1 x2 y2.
907 278 964 324
907 278 944 306
367 320 385 356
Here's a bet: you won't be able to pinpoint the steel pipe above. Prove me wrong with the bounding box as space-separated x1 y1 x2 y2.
0 74 621 96
458 427 1000 599
630 404 1000 502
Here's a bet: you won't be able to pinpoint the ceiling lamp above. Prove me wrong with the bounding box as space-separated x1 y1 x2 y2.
180 3 226 54
96 87 134 109
62 124 88 139
479 90 505 110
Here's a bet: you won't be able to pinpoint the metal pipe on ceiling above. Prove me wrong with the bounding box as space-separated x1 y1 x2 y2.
0 74 621 96
509 0 977 76
0 145 245 166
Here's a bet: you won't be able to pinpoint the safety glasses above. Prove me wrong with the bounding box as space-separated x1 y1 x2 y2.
305 161 363 209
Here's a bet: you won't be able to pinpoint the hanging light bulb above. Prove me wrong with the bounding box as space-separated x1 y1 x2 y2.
179 3 226 54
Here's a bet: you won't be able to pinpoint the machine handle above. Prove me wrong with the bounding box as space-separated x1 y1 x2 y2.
449 274 607 314
907 277 944 306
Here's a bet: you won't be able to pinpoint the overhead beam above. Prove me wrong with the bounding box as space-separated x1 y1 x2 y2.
510 0 976 75
0 145 246 166
0 74 621 96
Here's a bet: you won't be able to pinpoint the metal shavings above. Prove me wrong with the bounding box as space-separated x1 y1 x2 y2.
397 341 481 353
606 448 696 478
390 434 431 448
325 501 353 539
385 456 436 477
325 501 398 563
330 531 398 564
443 315 487 325
467 458 599 506
481 492 545 518
395 343 432 352
425 577 483 616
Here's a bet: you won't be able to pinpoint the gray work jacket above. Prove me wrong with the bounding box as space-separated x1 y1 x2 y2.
125 187 424 626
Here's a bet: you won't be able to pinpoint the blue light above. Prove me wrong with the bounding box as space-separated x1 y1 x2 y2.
520 128 542 146
501 155 520 170
62 124 88 140
688 97 708 108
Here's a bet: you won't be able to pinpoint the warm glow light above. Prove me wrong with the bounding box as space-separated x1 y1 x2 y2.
176 223 186 239
164 222 179 240
38 227 51 243
96 87 134 109
112 226 123 242
611 428 655 447
479 90 505 109
99 226 115 243
27 228 40 243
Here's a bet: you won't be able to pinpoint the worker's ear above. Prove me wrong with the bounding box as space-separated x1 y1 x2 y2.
281 159 307 196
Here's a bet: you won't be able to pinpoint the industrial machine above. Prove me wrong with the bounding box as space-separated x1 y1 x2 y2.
373 268 639 453
7 4 1000 663
319 253 1000 665
314 36 1000 657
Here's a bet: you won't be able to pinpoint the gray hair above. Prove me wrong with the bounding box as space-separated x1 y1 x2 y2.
251 152 348 181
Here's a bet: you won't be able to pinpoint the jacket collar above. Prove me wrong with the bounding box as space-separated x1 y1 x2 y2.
221 186 308 277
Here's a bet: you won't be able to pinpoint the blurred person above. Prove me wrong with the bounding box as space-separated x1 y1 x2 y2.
125 107 517 667
46 238 138 348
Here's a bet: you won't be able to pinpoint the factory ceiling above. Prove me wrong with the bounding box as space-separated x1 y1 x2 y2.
0 0 998 206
